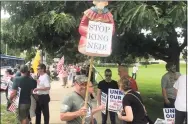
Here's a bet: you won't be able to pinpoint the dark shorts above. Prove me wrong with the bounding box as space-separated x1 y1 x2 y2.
18 104 30 121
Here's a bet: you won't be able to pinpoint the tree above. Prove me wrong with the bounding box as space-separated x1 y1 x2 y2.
1 1 90 63
109 1 187 71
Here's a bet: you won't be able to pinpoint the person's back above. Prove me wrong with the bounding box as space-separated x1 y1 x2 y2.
14 76 36 104
123 90 147 124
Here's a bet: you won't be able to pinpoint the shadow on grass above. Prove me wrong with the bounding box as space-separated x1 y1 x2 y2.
142 93 164 122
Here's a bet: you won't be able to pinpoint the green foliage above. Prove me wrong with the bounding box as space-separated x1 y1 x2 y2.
1 1 187 68
1 105 18 124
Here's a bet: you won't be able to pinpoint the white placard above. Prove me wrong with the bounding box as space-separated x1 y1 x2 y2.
101 92 107 114
154 118 166 124
86 21 113 54
108 89 124 112
163 108 175 124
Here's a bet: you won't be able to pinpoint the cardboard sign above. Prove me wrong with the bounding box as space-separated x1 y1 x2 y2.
101 92 107 114
163 108 175 124
108 89 124 112
86 21 113 54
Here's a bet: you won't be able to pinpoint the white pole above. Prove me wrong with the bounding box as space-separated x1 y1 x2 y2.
5 43 8 55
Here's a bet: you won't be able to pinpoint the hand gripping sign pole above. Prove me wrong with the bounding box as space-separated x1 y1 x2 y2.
82 57 94 124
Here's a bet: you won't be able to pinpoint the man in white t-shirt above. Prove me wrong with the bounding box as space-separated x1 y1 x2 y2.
173 74 187 124
132 65 138 79
33 64 51 124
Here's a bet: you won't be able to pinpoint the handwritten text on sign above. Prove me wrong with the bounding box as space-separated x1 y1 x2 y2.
101 92 107 114
163 108 175 124
86 21 113 54
108 89 124 112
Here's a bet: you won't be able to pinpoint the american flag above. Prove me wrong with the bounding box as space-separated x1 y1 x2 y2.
8 87 21 113
8 102 18 113
56 56 64 74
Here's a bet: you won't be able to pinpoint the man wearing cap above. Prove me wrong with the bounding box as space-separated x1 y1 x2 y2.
10 65 36 124
161 62 181 108
60 75 105 124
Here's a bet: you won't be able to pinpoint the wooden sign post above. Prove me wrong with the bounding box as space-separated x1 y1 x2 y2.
82 57 94 124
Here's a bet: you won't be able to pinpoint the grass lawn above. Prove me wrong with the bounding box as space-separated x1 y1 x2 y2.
0 105 18 124
96 63 186 121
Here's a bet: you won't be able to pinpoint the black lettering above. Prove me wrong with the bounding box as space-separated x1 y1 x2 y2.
165 109 170 113
87 42 93 49
118 96 121 100
170 109 175 113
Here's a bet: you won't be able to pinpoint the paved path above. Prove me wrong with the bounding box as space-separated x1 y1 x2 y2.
31 81 115 124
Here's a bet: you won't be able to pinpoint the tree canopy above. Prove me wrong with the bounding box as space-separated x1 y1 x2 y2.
1 1 187 70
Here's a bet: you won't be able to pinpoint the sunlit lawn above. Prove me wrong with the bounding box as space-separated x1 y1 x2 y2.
96 63 186 121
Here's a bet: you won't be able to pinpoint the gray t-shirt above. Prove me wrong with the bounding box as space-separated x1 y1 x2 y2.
161 72 181 99
60 92 92 124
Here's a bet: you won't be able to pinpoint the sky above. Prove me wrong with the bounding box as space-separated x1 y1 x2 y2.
1 10 10 19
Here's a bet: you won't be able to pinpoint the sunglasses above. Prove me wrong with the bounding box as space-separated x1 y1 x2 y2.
105 74 112 77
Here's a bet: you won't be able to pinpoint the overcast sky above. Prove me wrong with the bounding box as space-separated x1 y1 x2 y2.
1 10 10 19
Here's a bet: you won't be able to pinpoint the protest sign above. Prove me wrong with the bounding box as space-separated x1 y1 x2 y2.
108 89 124 112
8 87 21 113
101 92 107 114
86 21 113 54
163 108 175 124
154 118 166 124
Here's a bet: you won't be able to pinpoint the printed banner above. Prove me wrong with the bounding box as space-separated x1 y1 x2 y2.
108 89 124 112
101 92 107 114
86 21 113 54
8 87 21 113
163 108 175 124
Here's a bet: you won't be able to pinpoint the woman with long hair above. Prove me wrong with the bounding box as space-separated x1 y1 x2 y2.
117 78 148 124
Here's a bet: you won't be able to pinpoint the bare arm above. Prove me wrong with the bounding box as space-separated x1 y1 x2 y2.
162 88 168 101
174 89 178 97
60 111 79 121
97 89 102 105
36 87 50 91
92 105 105 115
118 106 133 122
10 90 17 100
60 107 86 121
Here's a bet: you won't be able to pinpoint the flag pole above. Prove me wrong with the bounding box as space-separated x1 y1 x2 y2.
82 56 94 124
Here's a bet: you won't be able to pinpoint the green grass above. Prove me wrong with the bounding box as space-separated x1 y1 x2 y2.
96 64 186 121
1 105 18 124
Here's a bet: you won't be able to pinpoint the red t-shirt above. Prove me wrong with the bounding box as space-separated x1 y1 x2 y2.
129 77 138 91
